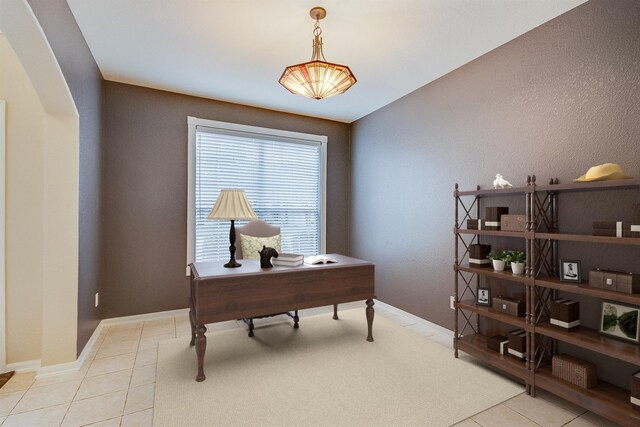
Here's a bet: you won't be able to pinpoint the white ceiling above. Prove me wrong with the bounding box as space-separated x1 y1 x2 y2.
66 0 586 123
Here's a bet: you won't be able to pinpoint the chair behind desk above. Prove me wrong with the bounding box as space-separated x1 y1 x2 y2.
235 219 299 336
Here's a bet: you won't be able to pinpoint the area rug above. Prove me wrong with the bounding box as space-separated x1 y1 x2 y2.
154 309 522 426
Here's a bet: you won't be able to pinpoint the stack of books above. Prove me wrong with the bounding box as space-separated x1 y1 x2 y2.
272 253 304 267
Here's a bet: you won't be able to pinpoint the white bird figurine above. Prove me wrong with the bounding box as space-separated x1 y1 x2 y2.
493 174 513 189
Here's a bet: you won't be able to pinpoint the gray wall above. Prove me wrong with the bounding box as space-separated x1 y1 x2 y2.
28 0 103 355
101 82 351 318
351 0 640 332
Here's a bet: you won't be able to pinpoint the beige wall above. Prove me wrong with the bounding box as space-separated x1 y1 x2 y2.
0 0 80 370
0 35 45 364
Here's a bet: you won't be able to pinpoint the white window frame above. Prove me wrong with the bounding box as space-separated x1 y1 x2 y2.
186 116 327 274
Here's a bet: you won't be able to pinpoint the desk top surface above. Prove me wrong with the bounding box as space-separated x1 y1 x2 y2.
190 254 373 280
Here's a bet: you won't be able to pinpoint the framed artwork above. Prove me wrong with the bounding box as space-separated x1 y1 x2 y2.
477 287 491 306
600 301 639 343
560 260 581 283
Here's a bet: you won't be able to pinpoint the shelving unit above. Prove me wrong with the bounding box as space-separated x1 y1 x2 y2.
453 177 640 427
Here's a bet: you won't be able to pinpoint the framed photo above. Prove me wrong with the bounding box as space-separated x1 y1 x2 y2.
600 301 639 343
560 260 581 283
477 287 491 306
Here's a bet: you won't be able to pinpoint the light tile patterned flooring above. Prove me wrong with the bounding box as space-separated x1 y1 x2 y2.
0 302 622 426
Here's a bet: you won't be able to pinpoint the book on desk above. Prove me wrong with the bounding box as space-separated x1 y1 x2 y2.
272 253 304 266
304 255 337 265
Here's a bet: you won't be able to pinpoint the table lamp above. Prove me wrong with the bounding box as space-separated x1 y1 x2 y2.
208 189 257 268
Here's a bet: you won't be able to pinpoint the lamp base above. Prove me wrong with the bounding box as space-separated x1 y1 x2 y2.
224 259 242 268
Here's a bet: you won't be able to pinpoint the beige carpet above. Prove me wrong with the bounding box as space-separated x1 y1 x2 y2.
154 309 522 427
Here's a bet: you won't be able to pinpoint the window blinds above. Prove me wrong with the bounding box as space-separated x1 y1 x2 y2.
194 125 323 262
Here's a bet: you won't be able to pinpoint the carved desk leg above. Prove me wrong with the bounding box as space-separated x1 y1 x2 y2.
189 309 196 346
366 299 375 342
333 304 339 320
195 324 207 382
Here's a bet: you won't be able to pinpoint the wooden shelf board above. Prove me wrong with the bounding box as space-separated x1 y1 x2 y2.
457 265 531 284
458 300 530 330
456 186 532 196
535 277 640 305
456 334 531 382
535 233 640 245
535 366 640 427
456 228 528 238
535 322 640 365
534 178 640 193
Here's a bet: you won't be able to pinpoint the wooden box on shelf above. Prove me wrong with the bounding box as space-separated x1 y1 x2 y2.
487 335 509 354
631 371 640 409
485 207 509 231
593 221 632 238
507 329 527 361
550 299 580 330
469 244 491 267
466 219 483 230
492 296 525 317
500 214 525 232
552 354 597 389
589 268 640 294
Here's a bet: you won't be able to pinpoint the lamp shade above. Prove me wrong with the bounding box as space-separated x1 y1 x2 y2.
207 189 257 220
279 60 356 100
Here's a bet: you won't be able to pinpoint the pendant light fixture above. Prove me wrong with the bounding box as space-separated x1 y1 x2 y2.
279 7 356 100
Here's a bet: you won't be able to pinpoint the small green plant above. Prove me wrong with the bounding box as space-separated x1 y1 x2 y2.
486 250 507 261
505 250 526 264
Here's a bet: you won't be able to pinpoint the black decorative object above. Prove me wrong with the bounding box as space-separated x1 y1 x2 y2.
259 246 279 268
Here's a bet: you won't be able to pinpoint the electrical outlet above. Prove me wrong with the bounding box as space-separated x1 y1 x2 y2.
450 296 456 310
95 292 99 308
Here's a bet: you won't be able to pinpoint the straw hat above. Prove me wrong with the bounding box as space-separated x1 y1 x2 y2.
573 163 633 182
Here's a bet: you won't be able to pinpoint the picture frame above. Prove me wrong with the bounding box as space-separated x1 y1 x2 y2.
477 287 491 306
600 301 639 344
560 260 581 283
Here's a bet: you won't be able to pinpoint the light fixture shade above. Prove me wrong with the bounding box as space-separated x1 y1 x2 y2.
279 60 357 100
207 189 257 220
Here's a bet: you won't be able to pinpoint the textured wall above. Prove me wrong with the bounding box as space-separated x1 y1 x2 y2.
351 0 640 335
101 82 351 318
28 0 104 356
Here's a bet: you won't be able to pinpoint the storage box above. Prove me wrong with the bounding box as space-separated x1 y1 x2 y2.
467 219 482 230
633 204 640 223
492 296 525 317
593 221 632 238
500 214 526 232
632 224 640 238
631 371 640 409
507 329 527 361
552 354 597 389
469 244 491 267
485 207 509 231
589 269 640 294
487 335 509 354
550 299 580 330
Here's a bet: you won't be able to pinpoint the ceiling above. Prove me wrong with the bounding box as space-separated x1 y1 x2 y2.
66 0 586 123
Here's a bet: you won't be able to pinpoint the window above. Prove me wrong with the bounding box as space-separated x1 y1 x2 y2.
187 117 326 269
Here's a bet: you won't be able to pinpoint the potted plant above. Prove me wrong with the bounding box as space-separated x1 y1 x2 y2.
487 250 507 271
506 250 526 275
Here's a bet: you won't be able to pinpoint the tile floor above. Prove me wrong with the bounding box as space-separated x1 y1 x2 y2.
0 302 622 426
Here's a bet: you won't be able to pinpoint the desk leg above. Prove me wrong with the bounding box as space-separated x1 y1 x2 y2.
195 324 207 382
333 304 339 320
366 299 375 342
189 309 196 346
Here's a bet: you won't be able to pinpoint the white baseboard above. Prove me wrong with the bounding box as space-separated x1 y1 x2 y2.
35 308 189 378
375 300 454 337
7 359 41 373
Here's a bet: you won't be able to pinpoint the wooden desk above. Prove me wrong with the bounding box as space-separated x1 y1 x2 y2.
188 254 375 382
